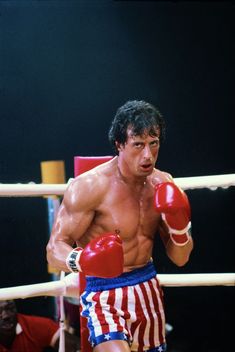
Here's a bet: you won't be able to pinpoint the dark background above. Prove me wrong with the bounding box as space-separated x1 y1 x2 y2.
0 1 234 351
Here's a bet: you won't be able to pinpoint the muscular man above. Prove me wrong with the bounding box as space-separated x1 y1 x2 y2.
47 100 193 352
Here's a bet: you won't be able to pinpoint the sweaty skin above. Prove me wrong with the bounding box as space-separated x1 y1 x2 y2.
47 130 193 352
47 130 193 273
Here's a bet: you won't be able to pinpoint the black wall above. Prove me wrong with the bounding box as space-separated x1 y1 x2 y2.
0 1 234 350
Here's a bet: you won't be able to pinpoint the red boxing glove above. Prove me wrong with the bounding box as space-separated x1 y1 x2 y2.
66 233 124 278
154 182 191 246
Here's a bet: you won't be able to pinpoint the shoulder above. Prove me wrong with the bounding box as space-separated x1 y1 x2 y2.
17 313 32 327
17 314 59 339
150 168 174 185
18 313 58 329
63 159 115 209
68 161 112 194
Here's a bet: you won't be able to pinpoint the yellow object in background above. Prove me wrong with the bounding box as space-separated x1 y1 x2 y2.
40 160 66 184
40 160 66 275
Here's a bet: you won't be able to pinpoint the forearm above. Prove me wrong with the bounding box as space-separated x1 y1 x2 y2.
46 240 74 272
166 235 193 267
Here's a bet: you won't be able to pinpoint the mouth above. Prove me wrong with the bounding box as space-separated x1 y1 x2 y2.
140 163 153 172
0 320 15 330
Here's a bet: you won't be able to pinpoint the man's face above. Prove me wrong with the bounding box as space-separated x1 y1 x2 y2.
117 127 160 177
0 301 17 336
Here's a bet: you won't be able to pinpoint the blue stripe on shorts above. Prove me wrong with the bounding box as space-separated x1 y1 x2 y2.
148 343 167 351
84 260 157 292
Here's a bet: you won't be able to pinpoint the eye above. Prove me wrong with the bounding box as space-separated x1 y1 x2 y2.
133 142 144 149
150 140 160 148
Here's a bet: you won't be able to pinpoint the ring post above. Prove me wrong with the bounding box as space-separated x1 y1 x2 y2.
40 160 66 275
40 160 66 352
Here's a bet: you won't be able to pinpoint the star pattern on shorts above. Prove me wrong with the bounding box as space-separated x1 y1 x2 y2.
104 333 111 340
157 346 164 352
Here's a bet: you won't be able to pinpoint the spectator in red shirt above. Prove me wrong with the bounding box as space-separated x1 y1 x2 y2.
0 300 59 352
0 300 80 352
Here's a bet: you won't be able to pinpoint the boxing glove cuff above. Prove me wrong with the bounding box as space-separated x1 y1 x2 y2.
170 232 191 246
162 213 191 235
66 247 82 273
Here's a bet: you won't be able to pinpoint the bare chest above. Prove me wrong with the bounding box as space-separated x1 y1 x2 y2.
95 181 161 240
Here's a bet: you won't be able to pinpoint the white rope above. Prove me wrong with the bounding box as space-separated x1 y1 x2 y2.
0 174 234 196
0 273 79 300
175 174 235 190
0 273 234 301
0 183 67 197
158 273 235 287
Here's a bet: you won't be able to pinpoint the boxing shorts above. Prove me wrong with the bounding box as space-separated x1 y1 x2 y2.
80 261 167 351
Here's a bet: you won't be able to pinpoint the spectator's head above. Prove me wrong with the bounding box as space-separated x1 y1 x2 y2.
0 300 17 337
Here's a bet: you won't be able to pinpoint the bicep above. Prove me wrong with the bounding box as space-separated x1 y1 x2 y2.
50 199 95 244
49 175 104 244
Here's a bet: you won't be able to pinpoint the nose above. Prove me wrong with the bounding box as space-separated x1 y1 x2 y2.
1 310 9 319
142 145 152 160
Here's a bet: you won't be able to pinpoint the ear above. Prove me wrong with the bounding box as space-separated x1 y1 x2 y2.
115 141 124 152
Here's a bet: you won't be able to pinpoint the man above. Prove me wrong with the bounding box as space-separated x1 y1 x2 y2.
47 100 193 352
0 299 81 352
0 300 59 352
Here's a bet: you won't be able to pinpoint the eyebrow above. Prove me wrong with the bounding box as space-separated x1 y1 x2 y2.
131 136 160 142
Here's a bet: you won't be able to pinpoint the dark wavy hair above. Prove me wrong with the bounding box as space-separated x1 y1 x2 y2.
108 100 165 155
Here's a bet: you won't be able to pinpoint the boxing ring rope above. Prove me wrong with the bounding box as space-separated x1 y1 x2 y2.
0 172 234 352
0 173 235 197
0 272 234 301
0 172 234 298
